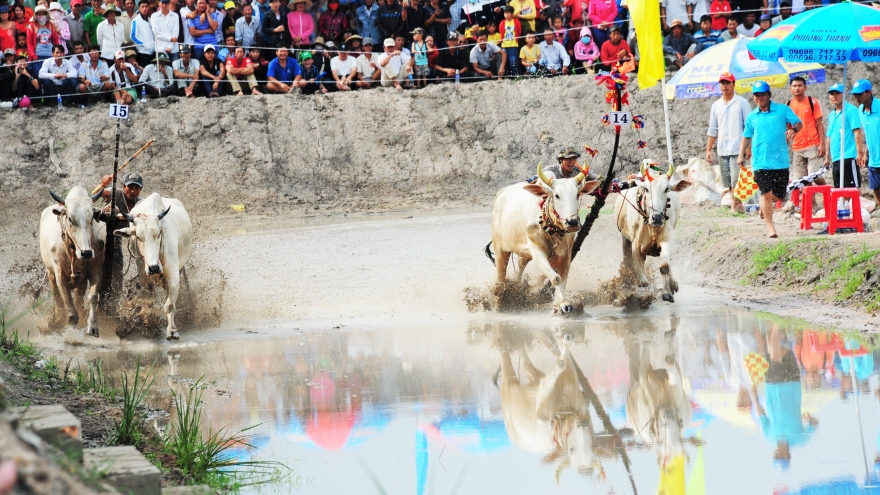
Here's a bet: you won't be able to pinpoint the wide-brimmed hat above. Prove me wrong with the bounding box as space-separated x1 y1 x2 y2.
288 0 312 9
313 36 326 48
156 51 169 62
557 147 581 160
49 2 64 11
345 34 362 43
34 5 49 14
103 3 121 15
669 18 683 28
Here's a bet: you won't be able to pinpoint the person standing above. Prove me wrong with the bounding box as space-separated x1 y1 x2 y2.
151 0 181 62
65 0 86 51
738 80 802 238
355 0 381 42
96 4 125 63
788 76 826 184
131 0 155 68
707 72 751 213
824 83 864 189
852 79 880 208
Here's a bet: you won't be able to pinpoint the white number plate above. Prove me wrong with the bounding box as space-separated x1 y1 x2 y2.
109 104 129 119
608 111 631 127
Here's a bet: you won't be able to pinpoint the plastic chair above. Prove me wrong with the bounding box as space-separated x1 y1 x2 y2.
827 187 864 235
800 185 832 230
791 188 801 207
807 332 839 352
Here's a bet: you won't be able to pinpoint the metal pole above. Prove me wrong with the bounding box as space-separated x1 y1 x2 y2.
841 61 847 188
100 118 122 302
661 76 674 164
852 356 870 477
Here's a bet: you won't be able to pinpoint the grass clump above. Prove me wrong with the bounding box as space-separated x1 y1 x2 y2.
748 242 795 280
110 357 155 447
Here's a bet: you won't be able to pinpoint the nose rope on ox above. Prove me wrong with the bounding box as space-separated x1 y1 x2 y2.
536 162 585 237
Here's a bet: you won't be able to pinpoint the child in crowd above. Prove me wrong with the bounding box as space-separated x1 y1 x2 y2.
754 13 771 36
425 35 439 81
486 20 501 44
573 27 599 74
519 31 540 73
710 0 731 31
499 6 521 76
411 27 429 88
552 16 566 45
15 32 27 60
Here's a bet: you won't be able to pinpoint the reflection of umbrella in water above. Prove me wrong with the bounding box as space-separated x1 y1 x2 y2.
306 411 355 451
221 434 272 463
421 411 510 454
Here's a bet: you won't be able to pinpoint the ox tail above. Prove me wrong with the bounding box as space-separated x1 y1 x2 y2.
484 241 495 265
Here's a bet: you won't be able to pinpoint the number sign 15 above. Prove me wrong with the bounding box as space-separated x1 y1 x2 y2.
109 104 129 120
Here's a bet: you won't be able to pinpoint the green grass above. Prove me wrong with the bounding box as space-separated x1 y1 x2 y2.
816 245 880 302
110 357 155 447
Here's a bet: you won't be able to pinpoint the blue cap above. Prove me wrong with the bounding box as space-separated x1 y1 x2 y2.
852 79 872 94
828 83 844 93
752 80 770 93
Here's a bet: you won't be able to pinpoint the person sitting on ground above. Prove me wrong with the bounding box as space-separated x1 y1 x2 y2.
124 49 144 77
736 11 758 37
0 50 19 102
694 15 720 50
107 49 139 103
322 41 356 91
77 47 114 101
248 46 269 89
519 31 540 74
538 27 569 74
141 50 177 97
2 53 40 103
719 17 738 41
470 30 505 81
295 50 320 94
355 37 380 88
425 35 439 80
217 33 236 61
393 33 414 83
432 32 470 81
754 14 771 36
172 44 201 97
265 45 300 93
38 44 77 104
377 36 408 89
709 0 730 32
225 45 262 95
573 27 599 74
198 43 226 96
68 40 88 74
597 25 630 72
663 19 696 70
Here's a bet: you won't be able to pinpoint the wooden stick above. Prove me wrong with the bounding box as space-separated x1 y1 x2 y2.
92 139 155 194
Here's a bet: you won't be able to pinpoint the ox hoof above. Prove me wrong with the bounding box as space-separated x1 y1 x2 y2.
67 314 79 326
554 304 573 316
166 331 179 341
670 281 679 293
661 293 675 303
87 327 99 338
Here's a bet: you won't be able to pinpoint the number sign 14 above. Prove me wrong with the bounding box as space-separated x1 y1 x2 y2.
109 104 129 120
608 111 631 128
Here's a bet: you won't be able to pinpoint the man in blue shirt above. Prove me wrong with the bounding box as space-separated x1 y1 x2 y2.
852 79 880 207
265 45 301 93
738 80 802 238
824 83 864 189
693 15 720 52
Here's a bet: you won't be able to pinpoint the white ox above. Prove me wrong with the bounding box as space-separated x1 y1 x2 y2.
614 160 691 302
114 193 193 340
498 341 603 481
488 163 600 314
39 187 106 337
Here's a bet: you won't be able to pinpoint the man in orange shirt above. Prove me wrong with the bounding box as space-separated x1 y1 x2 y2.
788 76 826 185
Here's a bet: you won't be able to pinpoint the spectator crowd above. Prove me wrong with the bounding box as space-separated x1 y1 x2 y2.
0 0 833 105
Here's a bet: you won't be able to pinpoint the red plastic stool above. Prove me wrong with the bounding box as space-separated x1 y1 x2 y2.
800 185 832 230
827 188 864 235
791 188 801 207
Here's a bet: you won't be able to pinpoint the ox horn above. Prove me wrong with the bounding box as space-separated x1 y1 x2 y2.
639 160 647 178
121 212 134 222
49 190 65 205
574 168 585 184
666 162 675 178
157 205 171 220
537 161 553 185
91 190 103 202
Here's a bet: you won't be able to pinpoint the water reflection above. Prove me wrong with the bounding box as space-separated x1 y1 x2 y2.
63 310 880 494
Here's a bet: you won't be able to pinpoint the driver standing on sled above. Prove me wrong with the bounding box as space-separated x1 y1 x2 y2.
97 173 145 298
532 146 602 182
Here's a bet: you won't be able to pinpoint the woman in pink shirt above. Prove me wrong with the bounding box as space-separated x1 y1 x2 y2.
287 0 314 49
588 0 617 51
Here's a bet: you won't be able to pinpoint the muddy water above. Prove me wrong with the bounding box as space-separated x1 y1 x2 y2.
56 303 880 495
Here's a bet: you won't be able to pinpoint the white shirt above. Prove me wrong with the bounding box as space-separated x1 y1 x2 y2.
660 0 696 26
356 52 378 77
737 23 759 37
131 12 156 54
96 19 125 60
38 57 78 83
78 59 109 84
180 5 194 48
377 51 407 75
141 63 175 88
707 94 752 156
330 55 357 77
171 57 200 87
69 54 88 73
692 0 710 27
150 9 180 54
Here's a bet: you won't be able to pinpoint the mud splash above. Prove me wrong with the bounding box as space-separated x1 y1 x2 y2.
464 277 598 315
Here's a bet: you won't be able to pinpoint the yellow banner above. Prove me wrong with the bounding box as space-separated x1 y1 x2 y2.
630 0 665 89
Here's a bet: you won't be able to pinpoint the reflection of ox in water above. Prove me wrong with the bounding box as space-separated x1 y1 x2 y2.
114 193 193 340
496 330 604 481
625 324 693 464
486 163 600 314
615 160 691 302
39 187 106 337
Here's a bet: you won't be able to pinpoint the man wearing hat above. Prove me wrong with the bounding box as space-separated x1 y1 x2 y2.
0 48 20 102
141 50 177 97
432 31 469 81
99 172 145 296
355 37 380 88
294 49 320 94
378 37 407 89
541 147 600 182
108 48 139 103
172 44 201 96
130 0 155 68
96 3 126 62
852 79 880 207
662 19 696 70
197 44 226 96
707 71 751 213
151 0 181 61
124 48 144 76
738 80 802 238
824 83 864 191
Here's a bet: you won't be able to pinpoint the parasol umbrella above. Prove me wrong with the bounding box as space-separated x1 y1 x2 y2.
665 38 824 100
748 1 880 187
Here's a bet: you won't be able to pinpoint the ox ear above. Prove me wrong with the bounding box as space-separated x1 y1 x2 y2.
113 227 134 238
92 207 102 221
51 205 66 216
670 179 692 192
523 183 552 198
578 179 602 196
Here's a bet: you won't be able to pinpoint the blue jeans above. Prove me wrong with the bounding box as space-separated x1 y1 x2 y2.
504 47 519 75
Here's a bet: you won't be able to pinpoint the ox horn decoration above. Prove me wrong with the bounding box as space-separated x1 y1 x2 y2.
537 161 553 186
49 190 65 205
666 163 674 178
157 205 171 220
639 160 647 178
574 169 585 184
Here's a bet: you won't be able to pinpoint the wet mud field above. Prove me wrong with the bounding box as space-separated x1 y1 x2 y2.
4 209 878 495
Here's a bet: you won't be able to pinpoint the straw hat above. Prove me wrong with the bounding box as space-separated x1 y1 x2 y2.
288 0 312 10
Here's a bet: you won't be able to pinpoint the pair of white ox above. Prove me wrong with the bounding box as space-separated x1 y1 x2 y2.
490 160 691 312
39 188 192 340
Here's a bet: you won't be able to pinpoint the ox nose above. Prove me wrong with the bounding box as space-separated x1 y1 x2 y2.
80 249 93 259
148 264 162 275
651 213 665 226
566 217 580 228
